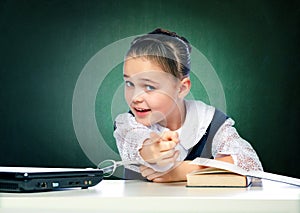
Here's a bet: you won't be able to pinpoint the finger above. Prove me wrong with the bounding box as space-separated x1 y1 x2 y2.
158 141 177 151
156 150 180 166
161 131 178 140
158 149 176 161
144 132 161 145
139 165 148 172
153 147 178 164
157 151 178 166
140 167 156 177
152 176 169 183
161 131 179 143
146 171 166 181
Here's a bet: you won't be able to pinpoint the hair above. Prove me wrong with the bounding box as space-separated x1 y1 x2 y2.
125 28 192 79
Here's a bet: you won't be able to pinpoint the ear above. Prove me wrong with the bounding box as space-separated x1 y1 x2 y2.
178 77 191 98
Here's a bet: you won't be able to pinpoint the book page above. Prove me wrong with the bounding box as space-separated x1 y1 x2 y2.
190 158 248 176
190 158 300 187
191 167 233 175
246 170 300 187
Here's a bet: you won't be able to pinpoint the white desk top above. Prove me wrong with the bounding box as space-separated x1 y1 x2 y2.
0 179 299 213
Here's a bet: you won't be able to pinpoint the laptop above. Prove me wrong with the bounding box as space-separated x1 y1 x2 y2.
0 166 103 192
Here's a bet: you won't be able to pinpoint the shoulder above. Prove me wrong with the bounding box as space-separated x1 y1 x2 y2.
223 117 235 126
115 112 134 122
114 112 141 128
185 100 215 112
185 100 215 122
214 118 237 140
114 112 165 132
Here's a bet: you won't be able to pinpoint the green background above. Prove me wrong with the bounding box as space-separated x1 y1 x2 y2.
1 0 299 178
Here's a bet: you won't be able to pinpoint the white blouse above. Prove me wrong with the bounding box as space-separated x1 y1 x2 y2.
113 100 263 173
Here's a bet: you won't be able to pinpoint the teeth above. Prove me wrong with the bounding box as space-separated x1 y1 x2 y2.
136 108 149 112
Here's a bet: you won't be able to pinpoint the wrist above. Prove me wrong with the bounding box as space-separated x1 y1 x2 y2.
171 161 203 181
139 138 154 163
215 155 234 164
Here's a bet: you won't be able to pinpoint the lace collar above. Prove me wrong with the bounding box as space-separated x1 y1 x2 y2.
178 100 215 150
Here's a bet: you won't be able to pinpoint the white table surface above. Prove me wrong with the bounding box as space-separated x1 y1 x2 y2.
0 179 299 213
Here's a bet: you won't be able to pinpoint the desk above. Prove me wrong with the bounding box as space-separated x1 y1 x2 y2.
0 179 299 213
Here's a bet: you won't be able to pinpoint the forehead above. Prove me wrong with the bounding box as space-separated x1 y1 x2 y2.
123 57 177 81
123 57 164 75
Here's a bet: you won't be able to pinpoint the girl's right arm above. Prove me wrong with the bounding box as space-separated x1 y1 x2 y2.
139 131 179 166
113 113 178 172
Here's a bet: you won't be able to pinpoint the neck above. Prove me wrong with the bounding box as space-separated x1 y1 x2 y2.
160 100 186 131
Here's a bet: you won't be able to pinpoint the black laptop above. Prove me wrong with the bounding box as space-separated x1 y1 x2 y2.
0 166 103 192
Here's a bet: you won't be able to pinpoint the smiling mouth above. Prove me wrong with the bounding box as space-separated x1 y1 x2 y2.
134 107 151 113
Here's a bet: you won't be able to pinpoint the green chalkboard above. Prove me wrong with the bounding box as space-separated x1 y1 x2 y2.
0 0 299 178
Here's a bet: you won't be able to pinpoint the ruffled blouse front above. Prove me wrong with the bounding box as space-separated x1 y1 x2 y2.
113 100 263 173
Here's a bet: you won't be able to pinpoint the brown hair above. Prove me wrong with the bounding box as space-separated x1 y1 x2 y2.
126 28 192 79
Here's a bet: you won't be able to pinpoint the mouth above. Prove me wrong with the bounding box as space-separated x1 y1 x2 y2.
133 107 151 117
134 107 151 113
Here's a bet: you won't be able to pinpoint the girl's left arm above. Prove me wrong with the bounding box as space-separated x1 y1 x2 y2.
140 156 234 182
212 118 263 171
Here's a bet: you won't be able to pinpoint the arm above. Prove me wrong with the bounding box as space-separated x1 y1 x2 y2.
114 113 153 172
114 113 179 172
212 118 263 171
140 156 233 183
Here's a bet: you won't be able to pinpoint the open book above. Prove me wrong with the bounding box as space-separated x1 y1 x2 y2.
187 167 252 187
187 158 300 187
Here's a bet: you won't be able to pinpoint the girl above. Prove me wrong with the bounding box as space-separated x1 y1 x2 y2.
114 28 263 182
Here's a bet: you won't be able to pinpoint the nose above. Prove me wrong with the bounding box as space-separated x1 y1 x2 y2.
131 89 145 103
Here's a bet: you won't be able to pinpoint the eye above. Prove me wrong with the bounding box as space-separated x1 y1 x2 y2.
125 81 134 87
145 85 156 91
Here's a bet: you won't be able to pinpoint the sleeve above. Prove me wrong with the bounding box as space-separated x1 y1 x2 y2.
211 118 263 171
113 113 174 173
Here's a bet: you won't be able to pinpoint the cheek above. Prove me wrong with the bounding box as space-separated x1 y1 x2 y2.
124 89 132 105
149 93 176 111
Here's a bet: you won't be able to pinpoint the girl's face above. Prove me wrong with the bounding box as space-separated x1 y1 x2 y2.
123 57 185 128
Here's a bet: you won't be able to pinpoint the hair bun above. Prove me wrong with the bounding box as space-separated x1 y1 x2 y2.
149 28 192 53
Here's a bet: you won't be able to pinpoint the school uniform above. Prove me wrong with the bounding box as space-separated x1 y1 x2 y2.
114 100 263 180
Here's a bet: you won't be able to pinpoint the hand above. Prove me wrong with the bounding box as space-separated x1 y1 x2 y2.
140 163 181 183
139 131 179 166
